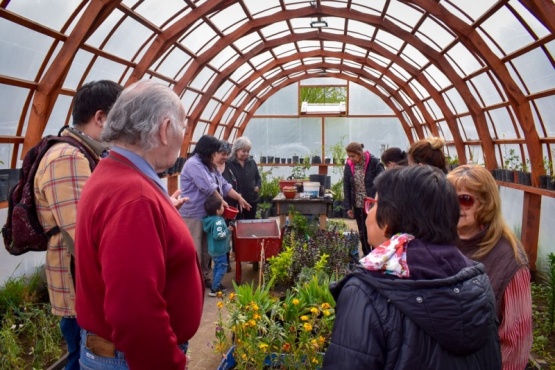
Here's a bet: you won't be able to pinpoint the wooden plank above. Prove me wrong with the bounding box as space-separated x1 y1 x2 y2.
521 192 541 275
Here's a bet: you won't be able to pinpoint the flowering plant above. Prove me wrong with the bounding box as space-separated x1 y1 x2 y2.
214 273 336 369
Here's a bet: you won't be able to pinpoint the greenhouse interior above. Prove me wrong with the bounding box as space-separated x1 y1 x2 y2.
0 0 554 369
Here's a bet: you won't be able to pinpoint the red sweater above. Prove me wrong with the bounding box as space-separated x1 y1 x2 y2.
75 153 203 370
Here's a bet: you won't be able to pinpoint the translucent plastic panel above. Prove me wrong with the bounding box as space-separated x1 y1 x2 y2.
230 64 254 84
260 21 289 40
64 50 94 90
510 48 555 94
7 0 79 32
446 0 496 22
375 30 404 54
0 20 53 80
468 72 504 107
423 64 452 90
255 84 298 115
84 57 128 84
400 44 428 70
457 115 479 141
533 96 555 137
243 0 281 17
133 0 186 28
443 88 467 115
509 0 549 38
214 80 235 101
408 80 428 100
445 43 483 77
250 51 274 69
349 82 394 115
351 1 386 17
44 94 72 136
0 85 28 135
487 107 516 138
183 21 217 54
192 122 208 141
438 120 453 141
385 1 423 30
244 117 322 163
210 2 246 33
181 90 201 116
102 16 152 60
424 99 444 120
417 17 455 51
300 77 346 86
200 100 220 121
480 6 535 56
156 48 192 78
87 9 125 49
347 20 375 41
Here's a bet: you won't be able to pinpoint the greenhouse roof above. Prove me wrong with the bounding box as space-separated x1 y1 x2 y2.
0 0 554 176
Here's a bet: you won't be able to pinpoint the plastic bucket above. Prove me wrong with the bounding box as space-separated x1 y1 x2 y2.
303 181 320 197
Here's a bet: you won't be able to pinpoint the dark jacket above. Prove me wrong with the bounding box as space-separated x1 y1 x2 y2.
223 156 261 206
322 250 501 369
343 151 384 210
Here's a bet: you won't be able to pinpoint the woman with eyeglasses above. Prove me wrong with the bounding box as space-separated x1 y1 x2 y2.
323 165 501 370
343 142 384 256
447 164 532 370
179 135 251 289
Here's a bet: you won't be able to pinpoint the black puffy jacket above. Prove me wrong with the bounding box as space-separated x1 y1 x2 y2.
322 263 501 370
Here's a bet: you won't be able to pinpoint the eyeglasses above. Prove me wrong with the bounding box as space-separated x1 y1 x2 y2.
364 196 377 214
458 194 476 209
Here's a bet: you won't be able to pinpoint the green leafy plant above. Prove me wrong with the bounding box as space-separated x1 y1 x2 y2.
328 136 347 166
544 157 554 178
503 148 520 170
330 179 344 202
0 269 64 369
214 275 336 369
259 167 280 200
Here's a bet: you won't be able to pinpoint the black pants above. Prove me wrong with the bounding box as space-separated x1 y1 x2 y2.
354 207 372 256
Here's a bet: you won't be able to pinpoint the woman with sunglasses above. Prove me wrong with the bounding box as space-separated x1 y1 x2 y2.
447 164 532 370
323 165 501 370
343 141 384 256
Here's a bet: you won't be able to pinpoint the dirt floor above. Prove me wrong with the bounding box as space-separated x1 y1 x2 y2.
187 217 359 370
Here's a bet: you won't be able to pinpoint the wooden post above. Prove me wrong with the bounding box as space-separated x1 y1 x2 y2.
521 192 541 278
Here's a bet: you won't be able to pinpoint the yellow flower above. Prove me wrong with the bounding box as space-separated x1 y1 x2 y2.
310 307 319 315
312 357 319 364
259 343 269 351
301 315 309 321
241 353 247 360
317 336 325 345
321 302 331 309
253 313 261 320
217 301 224 309
217 291 223 298
251 303 259 311
303 323 313 331
323 309 331 317
292 298 299 305
229 293 236 300
249 319 256 327
311 339 318 347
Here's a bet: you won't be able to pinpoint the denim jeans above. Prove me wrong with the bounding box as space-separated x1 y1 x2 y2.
211 254 228 291
60 317 81 370
79 330 188 369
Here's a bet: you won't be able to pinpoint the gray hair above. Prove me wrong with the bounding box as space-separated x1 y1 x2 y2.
102 80 184 151
231 136 252 156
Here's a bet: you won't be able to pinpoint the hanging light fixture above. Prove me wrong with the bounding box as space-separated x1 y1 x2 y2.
310 17 328 28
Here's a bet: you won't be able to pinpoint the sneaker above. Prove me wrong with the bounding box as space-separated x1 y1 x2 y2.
208 288 225 297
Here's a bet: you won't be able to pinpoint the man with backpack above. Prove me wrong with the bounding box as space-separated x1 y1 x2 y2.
34 80 122 370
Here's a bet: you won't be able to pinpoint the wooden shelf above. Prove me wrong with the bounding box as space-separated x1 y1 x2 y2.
496 181 555 198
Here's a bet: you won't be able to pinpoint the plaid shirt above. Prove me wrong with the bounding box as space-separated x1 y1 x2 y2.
34 130 101 317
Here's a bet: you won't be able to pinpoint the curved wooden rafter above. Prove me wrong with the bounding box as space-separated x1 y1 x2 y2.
22 0 122 156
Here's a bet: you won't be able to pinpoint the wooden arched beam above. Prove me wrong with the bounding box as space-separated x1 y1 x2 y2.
183 34 466 159
215 63 422 138
518 0 555 34
127 0 234 85
188 51 431 138
406 0 544 183
172 7 489 165
23 0 121 156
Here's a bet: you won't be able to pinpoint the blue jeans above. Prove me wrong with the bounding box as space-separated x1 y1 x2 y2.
79 330 188 369
211 254 228 291
60 317 81 370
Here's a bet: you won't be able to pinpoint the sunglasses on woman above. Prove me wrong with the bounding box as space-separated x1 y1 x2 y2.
458 194 476 209
364 196 377 214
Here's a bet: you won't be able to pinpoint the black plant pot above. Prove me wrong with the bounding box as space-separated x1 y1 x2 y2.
325 157 331 164
539 175 549 189
268 156 274 164
260 156 267 164
312 156 321 164
292 156 299 163
274 157 281 164
281 158 286 164
518 171 531 186
287 158 292 164
547 177 555 191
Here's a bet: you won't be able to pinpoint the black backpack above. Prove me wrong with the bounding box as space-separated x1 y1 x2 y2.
2 135 96 256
